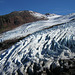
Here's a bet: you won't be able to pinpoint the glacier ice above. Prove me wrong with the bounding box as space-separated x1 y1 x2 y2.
0 14 75 75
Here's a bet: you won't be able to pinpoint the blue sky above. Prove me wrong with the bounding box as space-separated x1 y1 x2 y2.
0 0 75 15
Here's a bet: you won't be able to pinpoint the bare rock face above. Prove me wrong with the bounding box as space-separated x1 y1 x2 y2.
0 10 48 33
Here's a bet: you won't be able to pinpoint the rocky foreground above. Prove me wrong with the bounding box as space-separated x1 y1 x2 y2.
18 59 75 75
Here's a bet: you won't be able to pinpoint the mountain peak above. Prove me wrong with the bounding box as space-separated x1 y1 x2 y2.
45 13 56 16
0 10 48 33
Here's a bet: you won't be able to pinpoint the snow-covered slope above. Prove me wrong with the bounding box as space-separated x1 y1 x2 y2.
29 11 47 19
0 13 75 75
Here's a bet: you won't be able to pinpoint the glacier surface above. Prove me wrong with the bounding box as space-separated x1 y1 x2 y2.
0 13 75 75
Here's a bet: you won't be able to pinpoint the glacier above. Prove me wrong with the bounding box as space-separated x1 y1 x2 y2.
0 13 75 75
1 13 75 42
